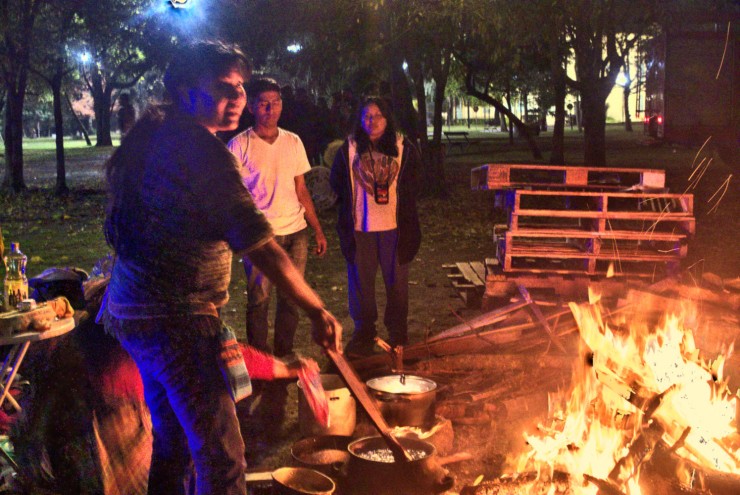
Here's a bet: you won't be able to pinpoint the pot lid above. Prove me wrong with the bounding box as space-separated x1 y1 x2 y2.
366 375 436 394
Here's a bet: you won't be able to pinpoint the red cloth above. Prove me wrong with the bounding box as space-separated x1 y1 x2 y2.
239 343 275 380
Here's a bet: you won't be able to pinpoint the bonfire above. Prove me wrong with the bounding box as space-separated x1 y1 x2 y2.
500 291 740 495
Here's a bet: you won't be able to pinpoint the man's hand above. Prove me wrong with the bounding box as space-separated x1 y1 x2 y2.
308 307 342 353
314 230 327 257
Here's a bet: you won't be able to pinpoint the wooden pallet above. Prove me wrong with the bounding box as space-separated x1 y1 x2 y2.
496 189 693 276
471 163 666 191
481 258 655 309
443 261 486 308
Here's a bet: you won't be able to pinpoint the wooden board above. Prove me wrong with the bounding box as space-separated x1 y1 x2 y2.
445 262 486 308
471 163 666 191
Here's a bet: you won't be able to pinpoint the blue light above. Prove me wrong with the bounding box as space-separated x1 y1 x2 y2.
287 44 303 53
169 0 192 8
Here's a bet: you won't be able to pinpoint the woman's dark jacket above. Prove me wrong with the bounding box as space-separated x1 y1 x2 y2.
329 136 421 265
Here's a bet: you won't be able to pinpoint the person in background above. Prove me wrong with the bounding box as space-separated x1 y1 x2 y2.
117 93 136 136
330 96 421 358
227 78 328 429
103 41 341 495
228 78 327 360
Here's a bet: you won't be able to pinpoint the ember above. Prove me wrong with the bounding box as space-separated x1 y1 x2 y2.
508 293 740 494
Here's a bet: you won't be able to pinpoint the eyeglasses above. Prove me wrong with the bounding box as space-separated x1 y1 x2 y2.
255 98 283 110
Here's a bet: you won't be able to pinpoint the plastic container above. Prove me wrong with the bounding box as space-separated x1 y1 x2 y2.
3 242 28 312
298 374 356 437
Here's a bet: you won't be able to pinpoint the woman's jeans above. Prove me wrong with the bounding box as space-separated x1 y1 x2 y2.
111 316 247 495
347 229 409 348
243 228 309 357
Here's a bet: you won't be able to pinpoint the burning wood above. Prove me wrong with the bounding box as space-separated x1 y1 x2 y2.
493 295 740 495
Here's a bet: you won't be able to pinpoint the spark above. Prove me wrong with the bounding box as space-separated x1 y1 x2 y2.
715 22 731 80
707 174 732 215
691 136 712 169
691 158 713 190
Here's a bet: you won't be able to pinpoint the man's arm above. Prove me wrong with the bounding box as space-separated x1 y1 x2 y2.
295 174 327 257
238 239 341 351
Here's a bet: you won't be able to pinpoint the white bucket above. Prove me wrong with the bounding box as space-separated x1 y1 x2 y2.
298 374 356 437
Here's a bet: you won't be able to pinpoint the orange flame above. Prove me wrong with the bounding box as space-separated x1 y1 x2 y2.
512 296 739 494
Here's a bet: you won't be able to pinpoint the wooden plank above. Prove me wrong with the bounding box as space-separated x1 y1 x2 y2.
517 284 566 352
351 311 577 371
514 210 693 220
426 299 531 343
507 249 683 262
474 164 666 191
516 190 688 201
507 229 687 241
470 261 486 282
456 262 485 287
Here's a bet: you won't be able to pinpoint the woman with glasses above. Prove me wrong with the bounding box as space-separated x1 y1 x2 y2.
330 96 421 358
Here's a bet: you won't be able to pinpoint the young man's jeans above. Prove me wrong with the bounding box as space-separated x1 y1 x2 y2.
347 229 409 349
243 228 309 357
109 315 247 495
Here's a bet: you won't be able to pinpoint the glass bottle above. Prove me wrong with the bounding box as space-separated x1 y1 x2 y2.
4 242 28 312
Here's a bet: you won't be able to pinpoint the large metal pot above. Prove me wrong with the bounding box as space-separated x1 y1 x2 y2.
291 435 352 480
345 435 454 495
366 375 437 427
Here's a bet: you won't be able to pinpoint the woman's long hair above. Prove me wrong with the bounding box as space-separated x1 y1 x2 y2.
352 96 398 157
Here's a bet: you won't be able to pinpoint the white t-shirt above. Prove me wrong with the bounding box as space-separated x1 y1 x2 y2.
228 128 311 235
349 136 404 232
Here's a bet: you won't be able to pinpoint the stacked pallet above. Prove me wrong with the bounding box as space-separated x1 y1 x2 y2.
498 189 693 275
466 164 694 307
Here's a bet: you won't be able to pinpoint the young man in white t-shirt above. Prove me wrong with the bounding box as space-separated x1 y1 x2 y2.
227 78 327 360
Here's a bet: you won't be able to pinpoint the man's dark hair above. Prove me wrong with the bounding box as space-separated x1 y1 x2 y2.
163 40 251 102
246 78 281 101
106 40 250 256
353 95 398 157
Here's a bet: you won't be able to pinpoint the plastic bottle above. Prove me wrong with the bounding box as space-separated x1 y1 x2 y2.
4 242 28 312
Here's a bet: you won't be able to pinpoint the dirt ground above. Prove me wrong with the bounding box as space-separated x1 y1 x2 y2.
6 127 739 493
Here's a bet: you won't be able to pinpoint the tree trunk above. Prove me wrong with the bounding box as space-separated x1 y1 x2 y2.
623 84 633 132
550 37 567 165
91 68 113 147
2 90 27 192
410 62 428 151
51 75 68 196
505 83 514 145
581 90 608 166
550 75 566 165
93 91 113 146
410 59 446 197
65 93 92 146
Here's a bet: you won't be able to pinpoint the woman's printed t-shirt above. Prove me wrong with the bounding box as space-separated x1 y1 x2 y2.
352 146 402 232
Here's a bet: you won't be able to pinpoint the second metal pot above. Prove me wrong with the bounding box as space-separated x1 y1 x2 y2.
366 375 437 427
